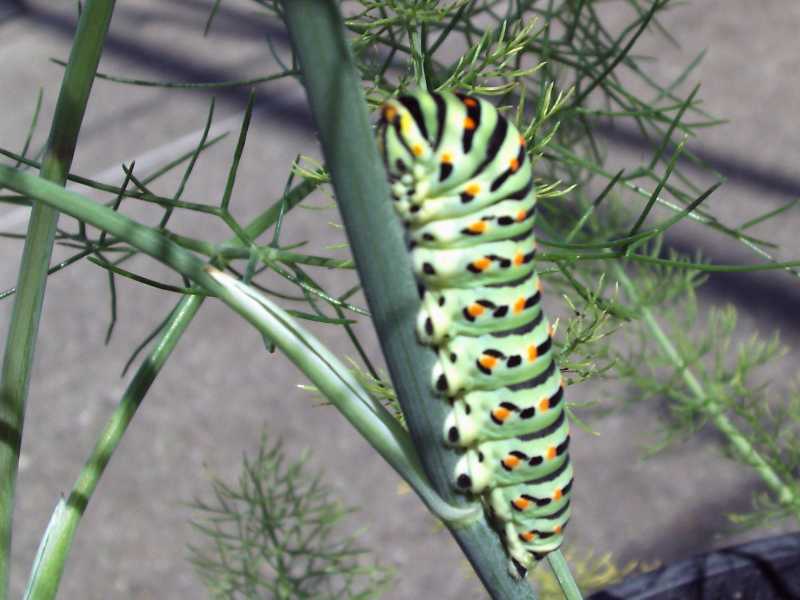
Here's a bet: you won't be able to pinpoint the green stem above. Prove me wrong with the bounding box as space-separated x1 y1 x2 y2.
280 2 547 597
547 551 583 600
409 27 428 89
24 298 201 600
217 245 355 269
613 263 797 506
0 2 115 596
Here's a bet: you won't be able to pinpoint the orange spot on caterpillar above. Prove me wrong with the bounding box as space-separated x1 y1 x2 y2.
520 531 536 542
473 257 491 271
479 355 498 370
546 446 557 460
527 345 538 362
519 134 526 146
513 252 524 266
513 498 530 511
441 152 453 164
516 210 527 222
466 182 481 196
467 303 485 317
411 144 424 156
382 105 398 121
492 406 511 422
553 488 563 500
539 397 550 411
463 97 478 107
464 117 477 130
503 454 521 469
468 221 487 234
513 297 526 314
553 525 562 534
509 158 519 172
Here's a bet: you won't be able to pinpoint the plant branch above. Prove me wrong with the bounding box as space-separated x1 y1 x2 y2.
0 2 115 596
613 263 798 507
23 298 201 600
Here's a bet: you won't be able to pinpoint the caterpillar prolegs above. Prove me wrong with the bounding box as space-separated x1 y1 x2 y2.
377 90 573 578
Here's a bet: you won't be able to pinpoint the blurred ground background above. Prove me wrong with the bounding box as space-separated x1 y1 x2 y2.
1 1 799 598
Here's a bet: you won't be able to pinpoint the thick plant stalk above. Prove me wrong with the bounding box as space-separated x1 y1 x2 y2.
279 2 557 598
0 2 115 596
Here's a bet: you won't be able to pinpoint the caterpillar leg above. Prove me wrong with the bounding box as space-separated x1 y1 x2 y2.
504 520 566 578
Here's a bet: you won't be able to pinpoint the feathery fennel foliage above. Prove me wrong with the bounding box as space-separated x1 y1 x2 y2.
188 436 392 599
1 1 799 599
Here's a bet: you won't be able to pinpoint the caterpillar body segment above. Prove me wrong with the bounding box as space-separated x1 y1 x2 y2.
408 192 538 249
416 270 543 345
395 159 532 225
412 236 537 289
378 89 573 578
488 458 574 524
430 311 553 395
453 411 570 491
443 360 564 446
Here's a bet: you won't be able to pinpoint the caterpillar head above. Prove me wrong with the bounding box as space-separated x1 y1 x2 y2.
378 96 436 203
443 399 479 447
453 448 492 494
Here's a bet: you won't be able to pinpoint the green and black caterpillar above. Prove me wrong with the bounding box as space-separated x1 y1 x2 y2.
377 90 573 578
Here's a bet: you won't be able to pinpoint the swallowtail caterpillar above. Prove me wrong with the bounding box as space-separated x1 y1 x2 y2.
377 90 573 578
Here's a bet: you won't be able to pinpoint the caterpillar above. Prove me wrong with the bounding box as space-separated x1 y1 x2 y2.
376 90 573 578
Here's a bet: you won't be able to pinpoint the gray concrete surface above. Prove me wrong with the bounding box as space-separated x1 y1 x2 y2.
1 1 799 598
